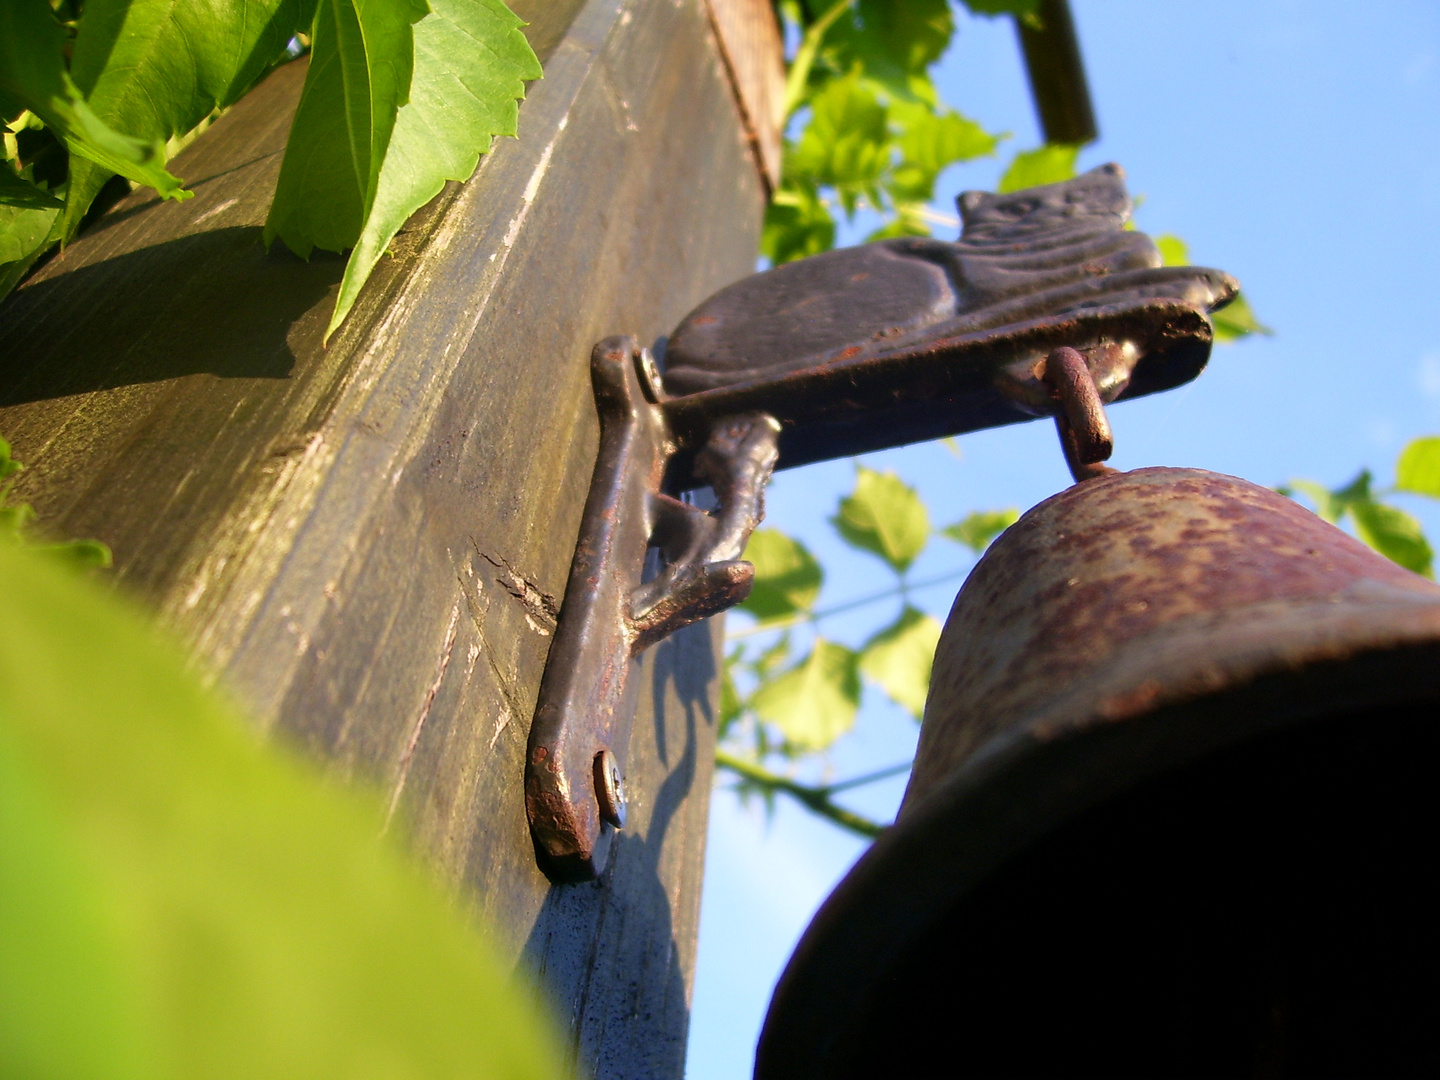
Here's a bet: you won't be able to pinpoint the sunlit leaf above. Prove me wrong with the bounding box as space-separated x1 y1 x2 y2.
1282 478 1341 523
1285 470 1433 577
942 507 1019 553
718 655 744 739
751 639 860 751
1328 470 1374 516
328 0 540 338
1154 233 1189 267
0 197 57 264
1211 290 1273 342
265 0 430 259
997 143 1078 193
823 0 952 104
56 0 313 238
832 466 929 573
761 181 835 265
1351 499 1433 577
0 0 188 223
0 540 564 1077
740 528 823 623
864 201 929 241
0 435 20 482
859 606 941 719
1395 436 1440 498
888 102 998 203
1 719 148 1080
788 71 888 215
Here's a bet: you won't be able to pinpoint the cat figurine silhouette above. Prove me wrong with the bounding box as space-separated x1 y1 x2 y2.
662 163 1236 401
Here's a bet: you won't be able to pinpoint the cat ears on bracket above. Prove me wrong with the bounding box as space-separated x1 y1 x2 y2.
956 162 1129 231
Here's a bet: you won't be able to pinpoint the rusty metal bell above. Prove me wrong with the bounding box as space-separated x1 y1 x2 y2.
757 467 1440 1079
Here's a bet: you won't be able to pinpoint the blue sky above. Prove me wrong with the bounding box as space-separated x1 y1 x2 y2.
686 3 1440 1077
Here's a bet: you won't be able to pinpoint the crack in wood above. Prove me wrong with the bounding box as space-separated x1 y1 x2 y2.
477 547 559 633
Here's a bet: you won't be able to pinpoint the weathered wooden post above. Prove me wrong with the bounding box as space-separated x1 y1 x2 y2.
0 1 783 1075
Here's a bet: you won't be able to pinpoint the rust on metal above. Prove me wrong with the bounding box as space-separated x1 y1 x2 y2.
1043 344 1115 482
525 338 780 879
529 166 1241 882
756 467 1440 1078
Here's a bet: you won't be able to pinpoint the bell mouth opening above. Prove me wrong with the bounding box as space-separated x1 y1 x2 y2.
827 698 1440 1079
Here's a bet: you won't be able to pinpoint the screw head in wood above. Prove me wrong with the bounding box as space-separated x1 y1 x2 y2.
594 749 626 829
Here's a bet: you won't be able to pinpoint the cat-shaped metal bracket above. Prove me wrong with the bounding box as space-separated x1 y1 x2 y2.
526 163 1239 880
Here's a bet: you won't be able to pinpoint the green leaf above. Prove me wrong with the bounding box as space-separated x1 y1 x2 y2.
788 71 889 215
1211 290 1273 342
997 143 1078 193
823 0 952 104
1282 478 1341 523
0 197 58 265
1 719 150 1080
0 435 20 482
761 180 835 264
719 656 744 738
327 0 540 338
859 606 941 719
832 465 930 573
265 0 431 259
1285 470 1433 577
0 163 62 209
942 507 1019 553
888 102 998 203
55 0 314 238
1154 232 1189 267
1328 470 1373 515
739 528 823 623
751 638 860 751
1396 436 1440 498
864 202 929 241
0 0 188 222
0 539 564 1077
781 0 850 118
1351 499 1433 577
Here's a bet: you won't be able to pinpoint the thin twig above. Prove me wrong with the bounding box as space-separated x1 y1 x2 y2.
727 564 971 640
825 759 912 793
715 750 886 839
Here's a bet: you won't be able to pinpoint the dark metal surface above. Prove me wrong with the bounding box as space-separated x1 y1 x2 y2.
532 166 1238 879
526 337 778 879
661 164 1233 470
1044 344 1115 482
756 467 1440 1078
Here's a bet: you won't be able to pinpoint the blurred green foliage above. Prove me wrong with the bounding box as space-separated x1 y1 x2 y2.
0 536 562 1078
1284 450 1440 578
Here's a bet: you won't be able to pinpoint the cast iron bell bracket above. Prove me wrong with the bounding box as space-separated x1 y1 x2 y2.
526 164 1240 881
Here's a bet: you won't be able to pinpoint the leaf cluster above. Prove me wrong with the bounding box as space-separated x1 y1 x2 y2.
763 0 1004 264
1 538 563 1077
1282 435 1440 578
0 0 540 337
0 435 110 569
716 462 1017 834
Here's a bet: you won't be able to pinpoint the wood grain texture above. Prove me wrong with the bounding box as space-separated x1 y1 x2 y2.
0 1 765 1075
706 0 786 191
